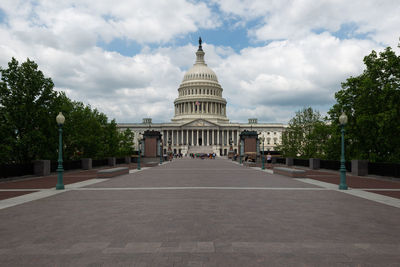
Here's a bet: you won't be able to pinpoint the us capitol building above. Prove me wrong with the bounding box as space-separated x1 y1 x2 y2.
118 39 286 156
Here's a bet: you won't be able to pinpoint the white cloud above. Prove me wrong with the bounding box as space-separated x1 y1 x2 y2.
215 33 378 122
214 0 400 47
4 0 219 43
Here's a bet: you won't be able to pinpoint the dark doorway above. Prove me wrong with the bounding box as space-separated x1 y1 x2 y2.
199 138 202 146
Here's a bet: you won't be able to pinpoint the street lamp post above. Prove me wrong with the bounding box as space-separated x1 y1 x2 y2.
239 139 243 164
339 111 348 190
168 138 172 161
159 140 163 164
261 136 265 170
137 135 142 170
56 112 65 190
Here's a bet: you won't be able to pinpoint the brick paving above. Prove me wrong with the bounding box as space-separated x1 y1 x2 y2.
0 158 399 266
303 169 400 199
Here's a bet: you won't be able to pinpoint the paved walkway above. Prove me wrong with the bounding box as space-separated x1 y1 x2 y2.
0 158 399 266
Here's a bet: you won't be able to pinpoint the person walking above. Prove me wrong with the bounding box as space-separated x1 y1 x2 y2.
266 153 272 169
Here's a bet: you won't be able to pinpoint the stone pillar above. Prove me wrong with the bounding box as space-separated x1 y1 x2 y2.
181 130 184 145
309 158 320 170
217 130 220 145
352 160 368 176
34 160 50 176
212 129 215 145
166 130 169 144
108 157 116 167
191 130 194 145
81 158 92 170
186 130 189 145
224 130 227 145
286 158 293 166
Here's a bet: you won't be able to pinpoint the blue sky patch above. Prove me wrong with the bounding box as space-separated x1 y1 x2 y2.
333 22 373 40
97 38 144 57
0 8 7 24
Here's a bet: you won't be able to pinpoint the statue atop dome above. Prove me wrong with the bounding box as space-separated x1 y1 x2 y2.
198 36 203 51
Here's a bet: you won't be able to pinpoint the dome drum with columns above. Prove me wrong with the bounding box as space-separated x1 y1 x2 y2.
118 38 285 156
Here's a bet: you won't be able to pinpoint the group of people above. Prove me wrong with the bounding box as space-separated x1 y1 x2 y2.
232 152 273 168
189 153 216 159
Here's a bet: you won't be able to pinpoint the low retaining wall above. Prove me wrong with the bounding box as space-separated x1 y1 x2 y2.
273 167 306 178
97 167 129 178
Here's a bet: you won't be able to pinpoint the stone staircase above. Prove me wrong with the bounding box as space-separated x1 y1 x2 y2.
187 146 214 154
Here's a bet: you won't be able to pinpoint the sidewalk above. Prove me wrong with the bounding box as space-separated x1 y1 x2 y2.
0 163 157 200
244 161 400 199
0 158 399 266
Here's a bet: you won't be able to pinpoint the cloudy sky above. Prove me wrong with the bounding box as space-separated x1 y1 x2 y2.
0 0 399 123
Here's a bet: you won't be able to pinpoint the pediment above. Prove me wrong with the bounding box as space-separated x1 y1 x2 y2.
182 119 219 127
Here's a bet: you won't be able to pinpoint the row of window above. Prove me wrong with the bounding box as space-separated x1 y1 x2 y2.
184 73 217 80
179 87 221 97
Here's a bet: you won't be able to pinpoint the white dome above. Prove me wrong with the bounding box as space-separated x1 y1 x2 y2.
181 46 218 83
183 64 218 82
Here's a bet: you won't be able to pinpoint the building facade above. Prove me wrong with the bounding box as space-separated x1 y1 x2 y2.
118 40 286 156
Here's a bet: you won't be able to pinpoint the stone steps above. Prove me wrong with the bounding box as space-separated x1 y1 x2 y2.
187 146 214 154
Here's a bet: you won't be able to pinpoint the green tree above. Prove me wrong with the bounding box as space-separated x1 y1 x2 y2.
0 57 135 164
118 129 135 157
327 45 400 162
278 107 329 158
0 58 59 164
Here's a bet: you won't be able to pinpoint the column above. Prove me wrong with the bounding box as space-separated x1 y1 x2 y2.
191 130 194 145
175 130 177 145
202 130 204 146
217 130 220 145
212 129 215 145
186 130 188 145
181 130 183 145
166 130 169 144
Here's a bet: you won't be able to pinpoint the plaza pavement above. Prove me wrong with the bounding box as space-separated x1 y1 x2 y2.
0 158 400 266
